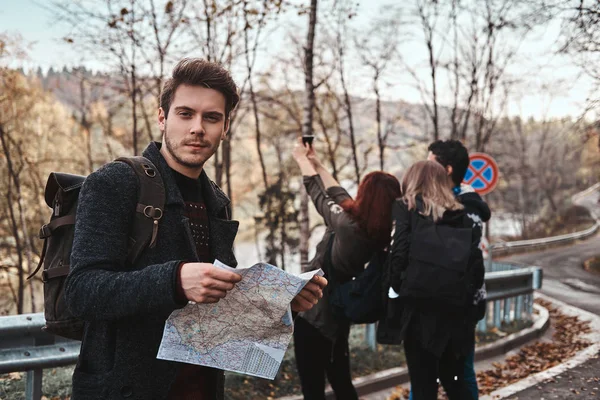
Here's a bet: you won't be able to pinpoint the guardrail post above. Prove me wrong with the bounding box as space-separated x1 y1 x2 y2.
365 324 376 352
515 295 523 321
503 298 512 323
532 267 543 290
27 332 52 400
493 300 501 328
523 294 533 319
477 318 487 333
25 369 43 400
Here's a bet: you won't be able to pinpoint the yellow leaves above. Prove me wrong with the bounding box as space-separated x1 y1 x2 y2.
7 372 22 380
387 386 410 399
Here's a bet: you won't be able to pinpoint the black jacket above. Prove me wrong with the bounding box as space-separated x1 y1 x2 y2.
65 142 239 400
380 199 485 357
458 185 491 321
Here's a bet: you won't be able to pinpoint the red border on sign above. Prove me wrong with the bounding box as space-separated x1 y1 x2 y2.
465 152 499 196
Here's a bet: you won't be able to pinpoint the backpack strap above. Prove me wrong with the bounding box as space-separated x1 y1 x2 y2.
116 157 165 265
323 232 342 299
398 208 415 282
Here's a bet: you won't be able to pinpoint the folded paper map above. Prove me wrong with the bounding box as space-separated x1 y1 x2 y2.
157 260 324 379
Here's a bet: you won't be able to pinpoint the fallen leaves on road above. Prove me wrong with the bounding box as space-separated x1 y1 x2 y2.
477 299 591 395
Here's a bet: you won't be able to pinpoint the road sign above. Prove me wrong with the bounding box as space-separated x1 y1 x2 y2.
463 152 499 195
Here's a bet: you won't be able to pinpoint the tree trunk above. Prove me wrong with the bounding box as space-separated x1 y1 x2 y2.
338 40 360 185
223 135 233 204
130 0 139 155
0 126 24 314
419 2 439 141
79 77 94 173
315 102 339 180
299 0 318 271
131 69 138 155
214 148 223 188
427 37 439 141
374 73 384 170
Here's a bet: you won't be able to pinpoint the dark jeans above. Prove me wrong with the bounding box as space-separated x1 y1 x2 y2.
293 317 358 400
404 334 474 400
409 347 479 400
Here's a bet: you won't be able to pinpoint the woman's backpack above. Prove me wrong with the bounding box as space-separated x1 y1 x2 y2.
398 212 474 308
27 157 165 340
324 233 388 324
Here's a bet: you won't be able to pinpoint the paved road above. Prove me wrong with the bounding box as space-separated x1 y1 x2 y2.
505 187 600 400
505 350 600 400
502 186 600 316
501 233 600 316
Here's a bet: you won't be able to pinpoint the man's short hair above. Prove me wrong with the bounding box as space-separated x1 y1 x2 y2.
428 139 469 187
160 58 240 120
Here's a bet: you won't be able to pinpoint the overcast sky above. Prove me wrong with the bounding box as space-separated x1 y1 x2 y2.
1 0 595 120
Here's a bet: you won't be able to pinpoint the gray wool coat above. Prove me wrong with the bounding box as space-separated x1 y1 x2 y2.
65 142 239 400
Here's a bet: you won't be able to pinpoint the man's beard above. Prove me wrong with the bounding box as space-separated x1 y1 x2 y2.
163 122 209 169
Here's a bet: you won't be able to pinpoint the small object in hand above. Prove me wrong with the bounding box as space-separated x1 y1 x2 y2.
302 135 314 146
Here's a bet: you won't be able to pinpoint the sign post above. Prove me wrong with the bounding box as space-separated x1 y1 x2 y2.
463 152 500 264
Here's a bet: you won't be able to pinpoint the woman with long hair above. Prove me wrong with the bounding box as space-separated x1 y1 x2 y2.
292 138 401 400
384 160 484 400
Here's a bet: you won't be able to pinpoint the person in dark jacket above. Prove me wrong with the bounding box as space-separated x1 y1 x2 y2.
426 139 492 400
388 160 485 400
292 138 401 400
65 58 327 400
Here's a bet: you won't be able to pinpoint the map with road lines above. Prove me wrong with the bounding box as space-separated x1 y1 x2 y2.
157 260 323 379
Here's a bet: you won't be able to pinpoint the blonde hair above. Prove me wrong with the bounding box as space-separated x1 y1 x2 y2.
401 160 463 221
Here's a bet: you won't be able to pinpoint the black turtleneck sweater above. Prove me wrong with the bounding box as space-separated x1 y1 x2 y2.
168 168 216 400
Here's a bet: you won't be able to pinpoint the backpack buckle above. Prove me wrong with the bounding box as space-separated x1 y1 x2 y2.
39 225 52 239
143 206 163 220
142 164 156 177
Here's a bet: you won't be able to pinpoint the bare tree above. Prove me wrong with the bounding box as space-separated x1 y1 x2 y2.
418 0 442 141
299 0 318 271
356 6 402 170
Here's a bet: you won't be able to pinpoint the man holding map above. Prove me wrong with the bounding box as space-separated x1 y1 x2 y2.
65 58 327 400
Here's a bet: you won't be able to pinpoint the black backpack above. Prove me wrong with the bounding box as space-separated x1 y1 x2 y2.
28 157 165 340
398 211 473 307
324 233 388 324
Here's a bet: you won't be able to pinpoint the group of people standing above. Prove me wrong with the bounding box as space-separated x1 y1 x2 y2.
292 138 490 400
61 57 489 400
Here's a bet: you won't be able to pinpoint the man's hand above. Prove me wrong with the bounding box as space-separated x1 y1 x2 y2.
291 275 328 313
180 262 242 304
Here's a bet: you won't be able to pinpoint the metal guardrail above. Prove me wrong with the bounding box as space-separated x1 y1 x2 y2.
490 184 600 257
571 182 600 204
477 264 543 333
489 222 600 256
3 261 544 400
0 314 79 399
